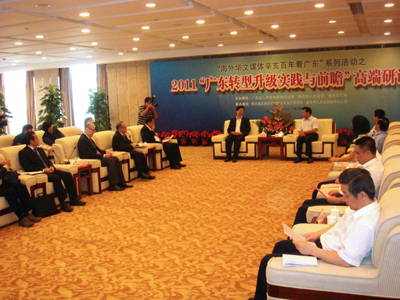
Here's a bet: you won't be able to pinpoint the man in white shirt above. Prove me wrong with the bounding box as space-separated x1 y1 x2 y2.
294 107 319 164
249 168 380 300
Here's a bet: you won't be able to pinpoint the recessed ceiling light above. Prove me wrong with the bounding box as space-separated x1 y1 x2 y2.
36 35 44 39
258 41 264 44
338 31 345 34
15 42 23 45
315 3 325 8
12 63 16 66
118 52 124 55
384 3 394 7
87 55 92 58
218 44 223 47
271 24 279 29
244 10 253 15
36 4 50 8
230 31 237 35
182 35 189 39
133 37 140 41
42 57 47 59
36 51 42 54
290 34 296 38
132 47 138 50
81 29 90 33
70 47 76 50
146 3 156 7
196 20 205 24
384 19 392 23
91 42 98 46
384 32 391 35
142 25 150 30
329 20 336 23
169 44 175 47
79 12 90 17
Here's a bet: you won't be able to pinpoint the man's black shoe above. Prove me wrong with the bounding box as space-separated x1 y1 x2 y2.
60 203 73 212
294 158 302 163
119 183 133 189
109 185 124 191
307 158 314 164
177 163 186 167
140 173 155 179
224 157 231 162
171 165 181 169
232 158 237 163
70 200 86 206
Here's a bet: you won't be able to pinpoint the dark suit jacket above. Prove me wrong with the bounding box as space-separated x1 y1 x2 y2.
13 133 25 146
227 116 251 136
141 125 159 143
19 146 54 172
77 134 106 160
43 129 65 146
112 131 134 152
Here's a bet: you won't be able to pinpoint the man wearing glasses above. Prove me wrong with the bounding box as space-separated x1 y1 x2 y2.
78 122 132 191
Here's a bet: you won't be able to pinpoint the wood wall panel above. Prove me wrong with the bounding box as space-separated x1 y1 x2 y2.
127 61 138 126
107 63 118 131
116 63 129 129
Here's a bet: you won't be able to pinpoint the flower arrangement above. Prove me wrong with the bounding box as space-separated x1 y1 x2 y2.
337 127 351 146
209 130 222 137
177 130 190 140
189 131 200 139
258 102 294 136
200 130 210 139
159 131 171 140
171 130 180 138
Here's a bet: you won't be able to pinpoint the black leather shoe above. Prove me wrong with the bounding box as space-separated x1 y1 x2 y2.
232 158 237 163
294 158 302 163
70 200 86 206
119 183 133 188
307 158 314 164
60 203 73 212
171 165 181 169
140 173 155 179
109 185 123 191
224 157 231 162
177 163 186 167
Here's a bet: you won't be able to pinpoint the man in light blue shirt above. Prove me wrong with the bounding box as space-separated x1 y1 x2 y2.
374 117 389 154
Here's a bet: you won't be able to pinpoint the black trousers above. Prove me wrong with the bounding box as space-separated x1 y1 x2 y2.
296 133 318 158
101 156 125 186
0 181 33 220
46 169 78 204
129 150 149 174
253 239 322 300
225 134 245 159
162 143 182 166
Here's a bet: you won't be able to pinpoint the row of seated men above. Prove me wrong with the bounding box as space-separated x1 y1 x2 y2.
248 110 389 300
2 117 185 228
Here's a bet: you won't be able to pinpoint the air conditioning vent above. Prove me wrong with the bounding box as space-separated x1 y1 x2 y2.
349 2 364 15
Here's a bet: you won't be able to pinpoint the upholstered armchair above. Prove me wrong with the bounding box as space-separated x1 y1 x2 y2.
211 119 259 159
0 135 15 148
283 119 338 159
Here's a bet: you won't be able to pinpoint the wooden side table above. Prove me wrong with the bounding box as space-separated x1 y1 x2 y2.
75 163 93 200
258 136 285 160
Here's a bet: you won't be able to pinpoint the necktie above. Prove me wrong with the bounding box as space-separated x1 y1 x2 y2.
90 138 101 155
35 148 48 168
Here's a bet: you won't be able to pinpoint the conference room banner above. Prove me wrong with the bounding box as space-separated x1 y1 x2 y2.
150 47 400 132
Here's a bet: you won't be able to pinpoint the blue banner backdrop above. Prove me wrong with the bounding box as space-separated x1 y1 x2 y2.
149 47 400 133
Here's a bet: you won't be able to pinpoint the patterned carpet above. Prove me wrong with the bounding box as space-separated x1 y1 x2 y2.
0 146 334 300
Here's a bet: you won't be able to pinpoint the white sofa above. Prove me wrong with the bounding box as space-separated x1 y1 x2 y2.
211 119 259 159
0 135 15 148
283 119 338 159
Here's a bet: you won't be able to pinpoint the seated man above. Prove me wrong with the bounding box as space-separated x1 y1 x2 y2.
294 107 319 164
368 109 385 137
78 122 132 191
42 121 65 146
112 121 155 180
224 105 251 163
141 116 185 170
0 159 41 228
19 132 85 212
250 168 380 300
13 124 33 146
293 136 383 225
374 117 389 154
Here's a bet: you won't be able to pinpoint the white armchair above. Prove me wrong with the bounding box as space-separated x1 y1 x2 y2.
283 119 338 159
0 135 15 148
211 119 259 159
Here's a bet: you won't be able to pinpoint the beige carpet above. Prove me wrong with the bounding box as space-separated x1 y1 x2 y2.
0 146 334 300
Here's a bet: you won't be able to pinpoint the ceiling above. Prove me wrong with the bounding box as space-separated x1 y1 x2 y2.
0 0 399 73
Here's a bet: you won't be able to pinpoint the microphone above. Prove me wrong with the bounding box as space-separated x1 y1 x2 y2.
67 146 77 163
52 149 62 164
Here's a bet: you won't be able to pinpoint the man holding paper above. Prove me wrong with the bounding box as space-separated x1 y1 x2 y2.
249 168 380 300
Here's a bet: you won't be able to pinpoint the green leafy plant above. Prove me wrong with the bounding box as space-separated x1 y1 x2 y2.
0 92 12 135
87 88 111 132
37 84 66 129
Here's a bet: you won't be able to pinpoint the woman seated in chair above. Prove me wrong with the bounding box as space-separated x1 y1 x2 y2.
42 121 65 146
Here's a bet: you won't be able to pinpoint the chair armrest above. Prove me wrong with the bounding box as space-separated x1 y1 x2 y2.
245 134 259 142
146 143 163 150
327 171 342 181
321 133 338 142
55 164 78 174
292 223 333 235
283 134 298 143
211 134 228 142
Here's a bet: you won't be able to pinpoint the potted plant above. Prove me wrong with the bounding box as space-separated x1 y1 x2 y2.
87 88 111 132
0 92 12 135
209 130 222 138
37 84 66 130
189 130 200 146
259 102 294 136
200 130 210 146
177 130 189 146
159 131 171 140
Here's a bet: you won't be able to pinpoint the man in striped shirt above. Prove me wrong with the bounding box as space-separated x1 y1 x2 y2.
137 97 158 125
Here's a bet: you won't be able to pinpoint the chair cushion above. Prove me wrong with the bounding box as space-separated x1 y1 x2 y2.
58 126 83 137
55 136 80 162
93 131 115 152
127 126 143 144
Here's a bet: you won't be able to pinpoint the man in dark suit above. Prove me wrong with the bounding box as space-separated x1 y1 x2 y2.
78 122 133 191
225 105 251 163
13 124 33 145
18 132 85 212
112 121 155 179
141 116 185 170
